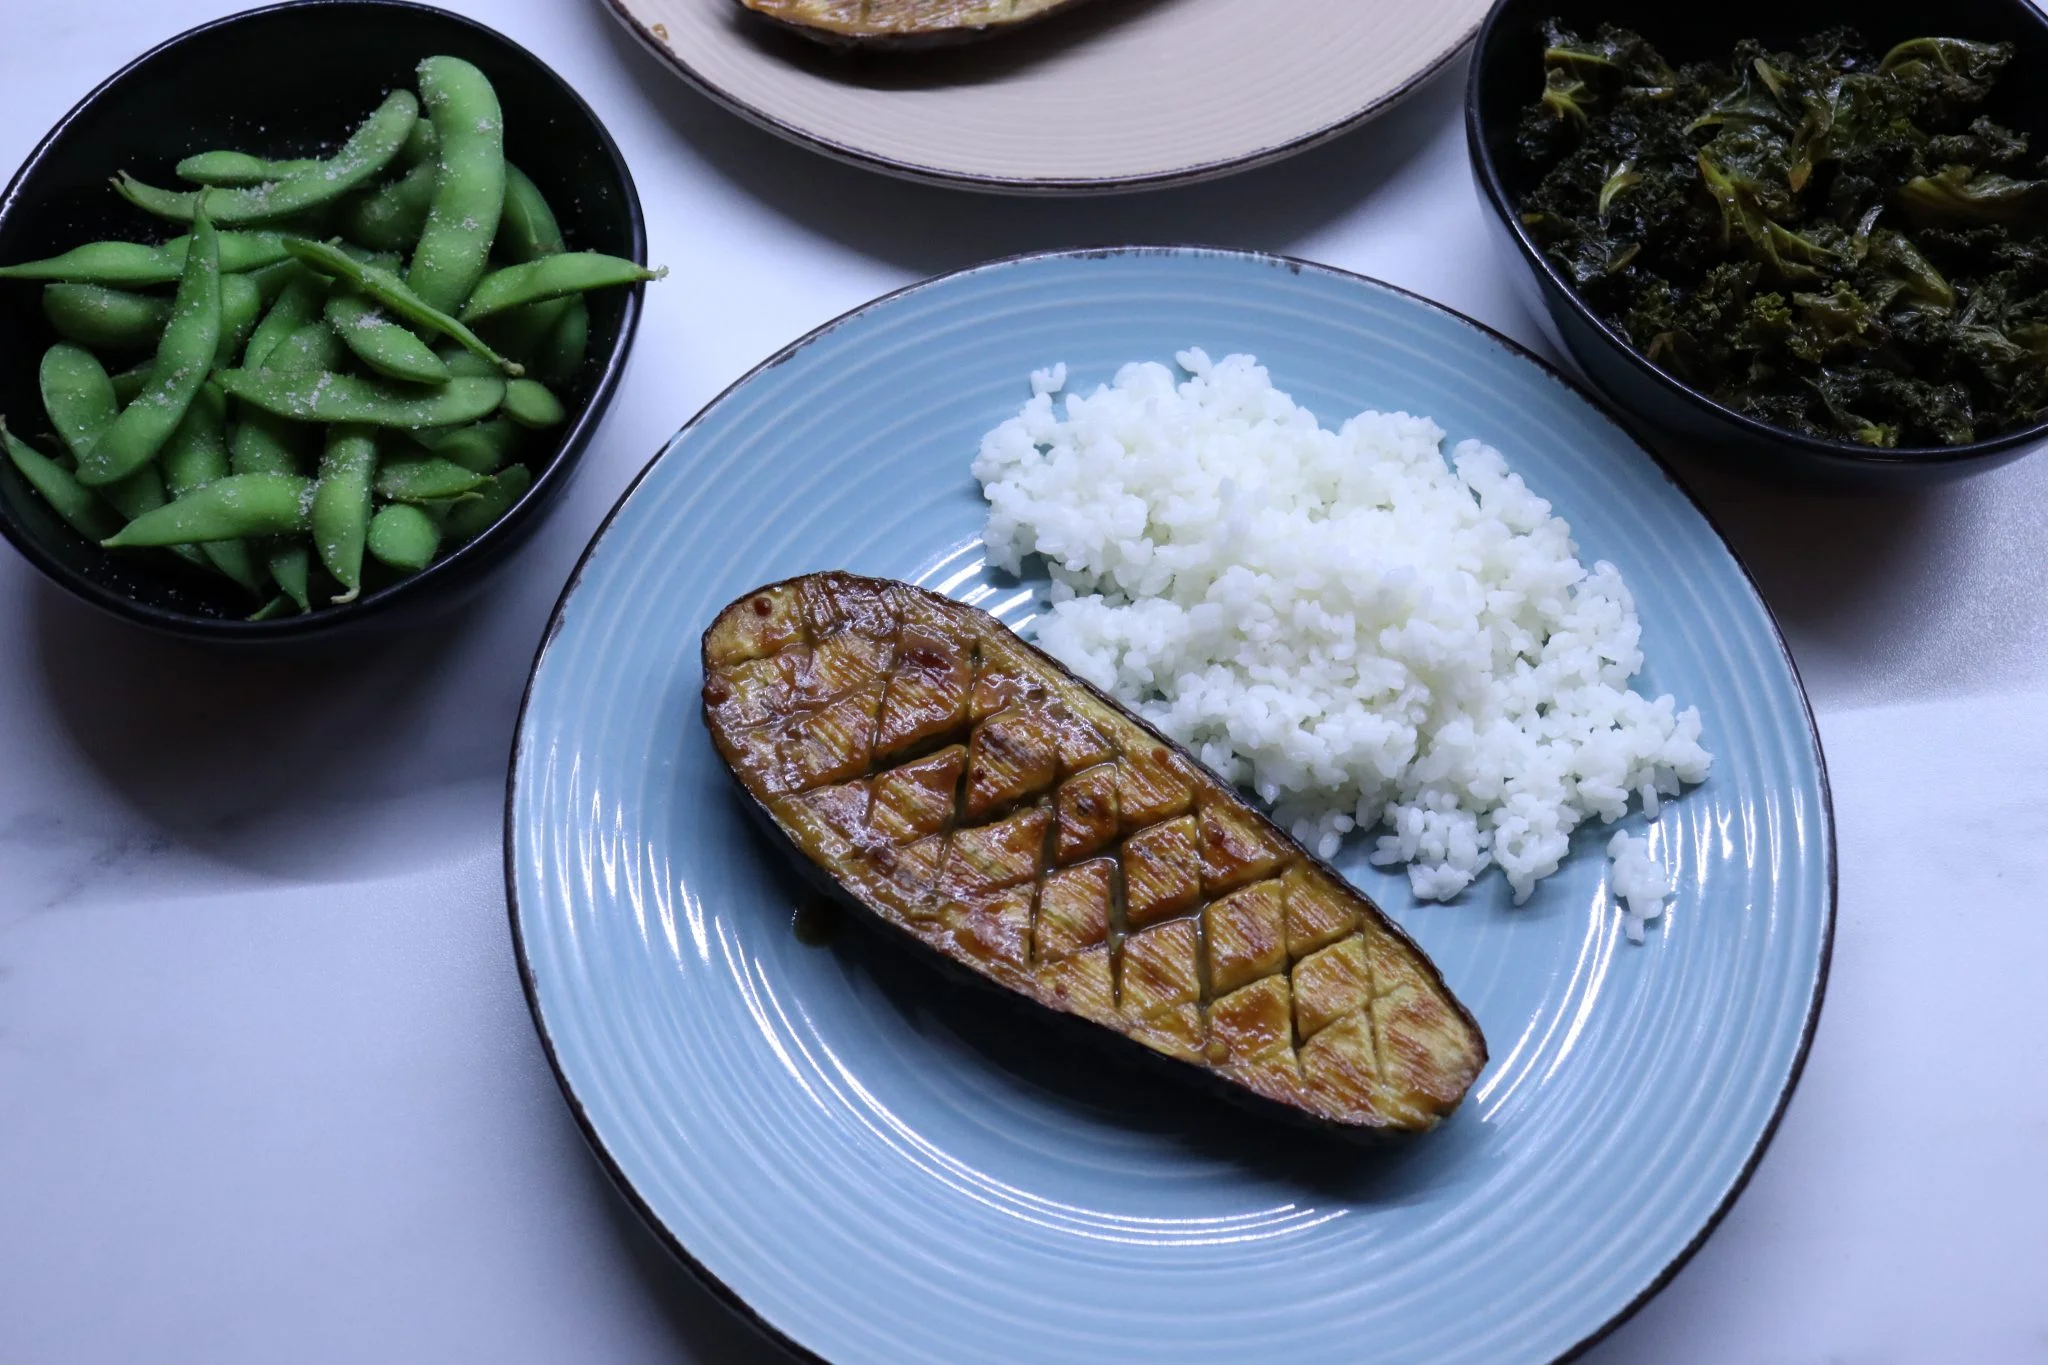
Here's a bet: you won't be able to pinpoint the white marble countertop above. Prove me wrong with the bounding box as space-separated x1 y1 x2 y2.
4 2 2046 1360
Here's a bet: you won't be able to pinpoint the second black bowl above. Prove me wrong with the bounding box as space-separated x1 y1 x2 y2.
1466 0 2048 486
0 0 647 642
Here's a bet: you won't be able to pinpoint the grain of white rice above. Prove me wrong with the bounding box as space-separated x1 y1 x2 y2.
973 349 1712 918
1607 830 1674 943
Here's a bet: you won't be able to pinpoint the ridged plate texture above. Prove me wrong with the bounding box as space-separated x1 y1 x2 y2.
604 0 1488 190
508 249 1833 1363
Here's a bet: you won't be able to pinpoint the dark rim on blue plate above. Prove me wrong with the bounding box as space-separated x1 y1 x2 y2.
0 0 646 640
600 0 1480 196
501 246 1838 1364
1463 0 2048 471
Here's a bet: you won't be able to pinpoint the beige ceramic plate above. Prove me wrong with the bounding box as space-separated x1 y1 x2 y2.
605 0 1489 192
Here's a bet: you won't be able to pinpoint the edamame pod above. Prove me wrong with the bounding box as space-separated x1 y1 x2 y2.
242 274 325 370
502 378 565 428
475 166 574 370
113 89 419 226
460 253 664 322
0 231 288 285
408 57 504 313
2 419 121 541
100 464 214 571
538 299 589 387
161 385 266 594
437 346 500 380
247 594 294 621
101 472 311 546
499 165 568 262
373 455 487 502
43 283 170 350
284 237 518 374
77 203 222 487
325 292 451 384
216 271 264 367
443 462 530 545
268 545 312 612
341 157 437 253
177 151 322 187
232 321 339 476
366 501 440 571
38 344 119 461
217 369 504 428
410 417 517 473
109 361 152 404
311 426 377 601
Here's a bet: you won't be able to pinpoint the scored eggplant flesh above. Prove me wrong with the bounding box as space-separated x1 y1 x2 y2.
736 0 1093 48
701 572 1487 1135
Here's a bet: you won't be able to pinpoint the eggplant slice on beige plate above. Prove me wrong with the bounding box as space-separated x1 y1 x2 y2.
737 0 1093 48
605 0 1492 191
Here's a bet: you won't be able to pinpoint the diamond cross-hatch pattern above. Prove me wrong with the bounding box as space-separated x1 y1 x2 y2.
701 572 1485 1132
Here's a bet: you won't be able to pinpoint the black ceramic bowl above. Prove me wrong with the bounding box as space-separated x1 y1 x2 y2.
1466 0 2048 486
0 0 646 641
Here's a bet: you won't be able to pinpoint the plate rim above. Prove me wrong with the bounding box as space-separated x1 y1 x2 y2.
502 245 1839 1363
600 0 1481 195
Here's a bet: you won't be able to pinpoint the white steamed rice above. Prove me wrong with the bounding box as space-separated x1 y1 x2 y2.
972 349 1711 914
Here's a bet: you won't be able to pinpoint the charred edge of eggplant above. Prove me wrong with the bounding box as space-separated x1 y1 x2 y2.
732 0 1097 52
700 571 1489 1072
722 770 1428 1148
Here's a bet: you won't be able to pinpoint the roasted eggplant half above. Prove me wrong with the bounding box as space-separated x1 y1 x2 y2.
701 572 1488 1136
736 0 1095 49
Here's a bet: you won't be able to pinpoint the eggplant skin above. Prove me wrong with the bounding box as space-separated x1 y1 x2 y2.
701 572 1488 1136
735 0 1096 49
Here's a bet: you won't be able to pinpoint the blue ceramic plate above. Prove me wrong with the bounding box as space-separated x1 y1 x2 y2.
507 249 1833 1364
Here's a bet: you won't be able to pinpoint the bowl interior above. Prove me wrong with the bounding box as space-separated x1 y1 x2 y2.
0 0 642 635
1469 0 2048 464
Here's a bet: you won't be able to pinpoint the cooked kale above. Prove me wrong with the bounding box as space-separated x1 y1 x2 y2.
1518 23 2048 447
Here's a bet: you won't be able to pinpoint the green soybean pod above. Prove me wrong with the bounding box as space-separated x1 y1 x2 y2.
325 292 451 384
437 346 500 380
442 462 531 545
0 232 283 285
285 237 517 374
76 203 222 487
461 254 665 323
408 56 504 313
216 271 264 367
410 417 517 473
232 321 339 477
177 151 322 187
538 298 589 387
267 545 312 612
501 378 565 429
99 463 209 570
1 419 121 541
341 156 438 253
44 283 170 350
243 275 326 370
113 89 419 226
247 594 294 621
38 343 119 461
160 385 266 594
374 455 487 502
109 361 152 404
499 164 568 261
217 369 504 428
365 501 440 571
311 426 378 601
101 472 311 547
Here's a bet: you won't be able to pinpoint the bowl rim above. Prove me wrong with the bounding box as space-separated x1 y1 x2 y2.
0 0 647 641
501 243 1838 1365
1462 0 2048 469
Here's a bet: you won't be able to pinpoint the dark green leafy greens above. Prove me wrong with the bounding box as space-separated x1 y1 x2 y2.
1518 23 2048 447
